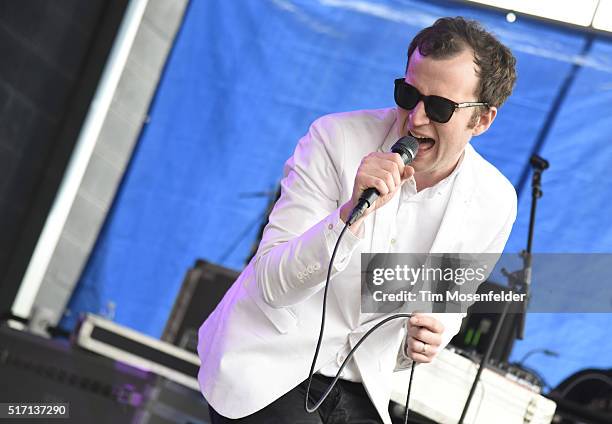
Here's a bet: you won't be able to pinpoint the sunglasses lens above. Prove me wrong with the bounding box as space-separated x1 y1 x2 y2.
426 96 455 123
394 80 457 123
394 80 419 110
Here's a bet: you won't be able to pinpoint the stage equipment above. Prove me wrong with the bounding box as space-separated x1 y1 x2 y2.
162 260 238 352
0 325 154 423
75 313 200 391
547 368 612 424
1 324 211 423
390 348 557 424
458 154 550 424
449 280 522 363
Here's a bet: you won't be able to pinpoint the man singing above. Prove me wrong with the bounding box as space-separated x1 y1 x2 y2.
198 16 517 424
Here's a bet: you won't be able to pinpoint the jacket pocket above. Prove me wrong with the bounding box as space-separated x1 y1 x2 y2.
245 278 298 334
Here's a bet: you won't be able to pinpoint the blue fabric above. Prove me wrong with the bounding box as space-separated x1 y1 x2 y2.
63 0 612 390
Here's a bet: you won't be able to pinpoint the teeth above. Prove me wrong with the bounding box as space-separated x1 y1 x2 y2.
412 134 432 141
409 131 430 140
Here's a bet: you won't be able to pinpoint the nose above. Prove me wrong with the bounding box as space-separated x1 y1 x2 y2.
410 100 430 127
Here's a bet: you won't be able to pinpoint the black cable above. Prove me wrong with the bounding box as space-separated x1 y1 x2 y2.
458 300 510 424
405 361 416 424
304 221 417 423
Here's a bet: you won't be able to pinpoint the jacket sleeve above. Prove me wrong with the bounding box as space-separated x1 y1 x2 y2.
253 115 363 308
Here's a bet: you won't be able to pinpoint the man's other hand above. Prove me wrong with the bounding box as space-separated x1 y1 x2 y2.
404 313 444 363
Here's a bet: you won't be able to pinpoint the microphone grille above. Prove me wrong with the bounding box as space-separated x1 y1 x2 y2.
391 136 419 163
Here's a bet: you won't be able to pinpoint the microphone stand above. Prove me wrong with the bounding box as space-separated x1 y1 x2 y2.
216 185 279 265
458 154 549 424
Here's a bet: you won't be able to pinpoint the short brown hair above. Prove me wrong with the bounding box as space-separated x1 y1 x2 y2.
407 17 516 108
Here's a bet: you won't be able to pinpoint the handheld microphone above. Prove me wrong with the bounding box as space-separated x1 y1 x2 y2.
347 136 419 225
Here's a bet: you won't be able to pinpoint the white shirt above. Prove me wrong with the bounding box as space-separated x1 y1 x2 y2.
319 155 465 382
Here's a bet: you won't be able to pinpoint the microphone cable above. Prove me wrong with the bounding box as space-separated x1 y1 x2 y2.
304 221 417 424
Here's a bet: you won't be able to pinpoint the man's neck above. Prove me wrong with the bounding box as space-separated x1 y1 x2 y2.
414 151 465 192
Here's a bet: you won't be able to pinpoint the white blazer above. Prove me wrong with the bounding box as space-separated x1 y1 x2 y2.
198 108 517 424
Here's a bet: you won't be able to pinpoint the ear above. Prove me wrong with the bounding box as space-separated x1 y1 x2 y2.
472 106 497 136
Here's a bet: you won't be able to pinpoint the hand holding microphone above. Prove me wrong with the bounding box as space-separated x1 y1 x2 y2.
340 136 419 231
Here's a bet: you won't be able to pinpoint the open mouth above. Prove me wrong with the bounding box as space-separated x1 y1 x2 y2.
409 131 436 152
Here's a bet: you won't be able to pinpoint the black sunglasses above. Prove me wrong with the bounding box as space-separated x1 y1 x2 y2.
394 78 488 124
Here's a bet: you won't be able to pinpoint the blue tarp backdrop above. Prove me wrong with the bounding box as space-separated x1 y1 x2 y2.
64 0 612 389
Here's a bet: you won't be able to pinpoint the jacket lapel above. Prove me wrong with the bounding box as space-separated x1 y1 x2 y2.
429 145 476 254
370 110 404 254
349 320 403 424
333 112 404 330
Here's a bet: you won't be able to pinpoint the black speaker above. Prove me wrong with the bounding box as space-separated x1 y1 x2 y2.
0 325 213 424
449 280 522 363
548 368 612 424
162 260 239 353
0 326 155 424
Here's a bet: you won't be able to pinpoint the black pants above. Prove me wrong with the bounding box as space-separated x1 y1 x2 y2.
208 373 383 423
